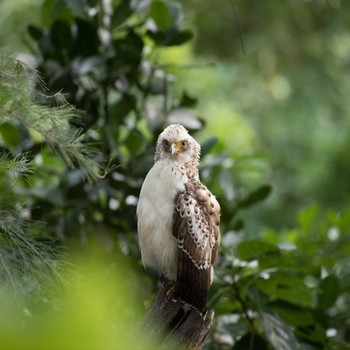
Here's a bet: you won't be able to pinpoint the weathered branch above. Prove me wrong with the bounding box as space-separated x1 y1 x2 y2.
143 281 214 349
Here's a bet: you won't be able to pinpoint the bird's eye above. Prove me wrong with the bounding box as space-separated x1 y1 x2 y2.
163 140 169 147
181 141 187 148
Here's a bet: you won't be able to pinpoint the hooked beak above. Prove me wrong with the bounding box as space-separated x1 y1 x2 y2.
170 143 177 157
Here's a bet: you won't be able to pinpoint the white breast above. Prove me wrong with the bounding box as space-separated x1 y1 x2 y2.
137 159 186 281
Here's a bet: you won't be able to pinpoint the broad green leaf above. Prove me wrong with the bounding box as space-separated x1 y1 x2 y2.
318 274 340 310
271 305 314 327
256 275 314 307
236 239 280 261
260 312 299 350
238 184 272 208
150 0 172 31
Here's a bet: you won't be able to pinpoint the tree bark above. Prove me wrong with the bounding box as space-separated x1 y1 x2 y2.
143 281 214 349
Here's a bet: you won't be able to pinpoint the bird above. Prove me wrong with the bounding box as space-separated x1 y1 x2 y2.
137 124 220 312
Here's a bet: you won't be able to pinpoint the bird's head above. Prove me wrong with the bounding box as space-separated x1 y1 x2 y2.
155 124 200 166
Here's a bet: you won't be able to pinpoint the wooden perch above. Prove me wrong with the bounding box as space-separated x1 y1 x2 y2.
143 281 214 349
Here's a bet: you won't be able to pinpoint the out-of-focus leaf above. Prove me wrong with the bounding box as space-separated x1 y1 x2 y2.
318 274 340 310
256 275 314 307
219 170 235 202
41 0 73 27
71 57 101 76
113 31 144 71
150 0 172 31
71 19 99 57
167 108 202 130
298 203 318 232
111 0 132 29
110 94 136 120
124 128 145 155
233 333 268 350
236 239 280 261
201 137 218 157
260 312 299 350
325 340 350 350
146 29 193 47
27 25 43 41
50 20 72 51
232 218 244 231
179 90 197 108
238 184 272 208
0 122 20 148
271 305 314 327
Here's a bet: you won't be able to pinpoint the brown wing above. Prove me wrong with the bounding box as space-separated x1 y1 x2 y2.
172 180 220 311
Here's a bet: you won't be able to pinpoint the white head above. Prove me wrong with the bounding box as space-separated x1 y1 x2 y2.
155 124 200 167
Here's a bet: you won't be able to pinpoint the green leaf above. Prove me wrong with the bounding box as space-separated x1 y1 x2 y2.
150 0 172 31
166 30 193 46
326 340 350 350
256 275 314 307
298 203 318 232
233 333 268 350
110 94 136 120
200 137 218 157
50 20 72 51
0 122 20 148
71 19 99 57
318 274 340 310
232 218 244 231
146 29 193 47
179 90 197 108
41 0 73 27
111 0 132 29
219 170 235 202
236 239 280 261
238 184 272 208
124 128 145 155
271 304 314 327
260 312 299 350
27 25 43 41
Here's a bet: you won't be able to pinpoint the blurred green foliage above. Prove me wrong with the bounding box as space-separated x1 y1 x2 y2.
1 0 350 349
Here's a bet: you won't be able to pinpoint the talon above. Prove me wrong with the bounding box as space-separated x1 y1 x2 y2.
166 280 176 297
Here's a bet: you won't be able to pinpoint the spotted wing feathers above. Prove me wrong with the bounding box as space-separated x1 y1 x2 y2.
172 180 220 311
